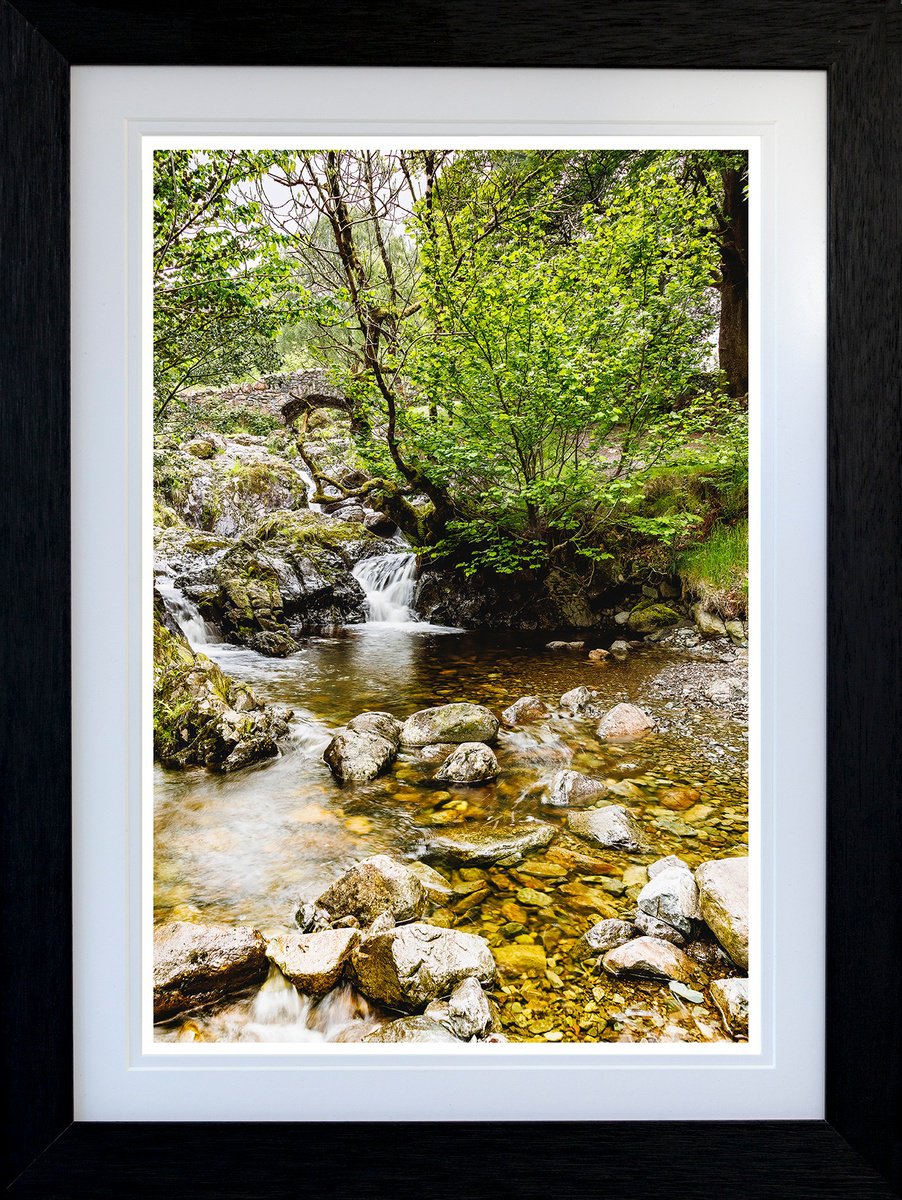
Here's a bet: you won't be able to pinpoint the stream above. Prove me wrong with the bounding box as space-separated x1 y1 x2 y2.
155 553 748 1044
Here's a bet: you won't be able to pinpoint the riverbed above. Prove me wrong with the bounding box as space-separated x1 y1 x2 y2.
154 567 749 1045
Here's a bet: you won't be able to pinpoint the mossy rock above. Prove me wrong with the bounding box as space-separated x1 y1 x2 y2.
152 603 289 771
627 602 682 633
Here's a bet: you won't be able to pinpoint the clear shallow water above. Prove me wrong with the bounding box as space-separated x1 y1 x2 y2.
155 625 748 1044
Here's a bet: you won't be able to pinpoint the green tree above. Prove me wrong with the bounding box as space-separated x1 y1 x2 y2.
152 150 297 420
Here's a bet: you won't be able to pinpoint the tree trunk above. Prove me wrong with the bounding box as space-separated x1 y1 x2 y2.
718 167 749 400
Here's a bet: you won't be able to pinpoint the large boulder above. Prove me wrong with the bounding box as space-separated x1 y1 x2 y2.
710 976 749 1037
362 1015 462 1044
695 857 749 969
596 703 656 740
211 512 380 642
692 603 728 638
567 805 644 851
152 610 289 771
501 696 549 726
601 936 694 983
420 821 556 866
315 855 426 925
400 703 500 747
323 729 396 783
636 863 701 936
265 928 359 997
545 769 609 807
434 742 499 784
153 921 268 1020
350 923 495 1010
346 711 402 744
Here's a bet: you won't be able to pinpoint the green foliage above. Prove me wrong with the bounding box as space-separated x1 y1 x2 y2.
153 150 302 419
400 155 721 571
680 520 748 614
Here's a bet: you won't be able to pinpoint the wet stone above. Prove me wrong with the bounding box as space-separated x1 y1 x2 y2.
315 855 426 925
434 742 499 784
573 918 635 961
363 1015 462 1044
153 921 268 1021
350 923 495 1010
265 927 358 998
420 821 556 866
602 936 694 984
545 769 609 807
567 805 644 852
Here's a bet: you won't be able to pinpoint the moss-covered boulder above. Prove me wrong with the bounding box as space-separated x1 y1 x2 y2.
154 435 311 537
210 511 382 643
153 601 290 770
627 601 682 633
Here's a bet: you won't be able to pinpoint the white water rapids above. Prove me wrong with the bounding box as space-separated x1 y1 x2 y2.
156 576 213 647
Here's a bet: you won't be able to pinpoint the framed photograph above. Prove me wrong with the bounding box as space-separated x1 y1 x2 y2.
2 4 899 1197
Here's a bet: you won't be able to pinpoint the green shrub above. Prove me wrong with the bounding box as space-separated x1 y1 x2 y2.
679 521 748 616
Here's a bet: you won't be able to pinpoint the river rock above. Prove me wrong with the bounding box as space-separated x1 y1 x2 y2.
153 921 268 1020
648 854 689 878
363 1015 462 1044
573 917 635 961
546 640 585 651
601 936 694 983
627 603 682 634
315 856 426 926
426 976 494 1039
434 742 499 783
567 805 644 851
633 911 687 945
560 685 600 715
693 603 728 638
596 703 655 740
710 976 749 1037
265 928 359 997
588 648 611 663
501 695 549 726
246 629 300 657
406 861 456 905
323 729 396 782
609 639 631 655
400 703 500 747
636 863 700 936
695 856 749 968
350 923 495 1010
545 769 609 806
346 711 402 744
420 821 556 865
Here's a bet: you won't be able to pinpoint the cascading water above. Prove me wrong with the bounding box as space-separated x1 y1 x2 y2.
352 552 418 624
296 466 322 513
156 576 212 647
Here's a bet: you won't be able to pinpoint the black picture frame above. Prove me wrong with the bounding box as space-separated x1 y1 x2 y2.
1 2 899 1195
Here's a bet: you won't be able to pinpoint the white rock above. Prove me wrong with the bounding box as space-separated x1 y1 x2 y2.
636 864 700 935
566 805 644 851
695 857 749 969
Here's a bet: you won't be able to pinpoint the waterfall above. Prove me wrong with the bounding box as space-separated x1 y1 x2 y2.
156 576 212 647
297 466 322 513
352 552 418 624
